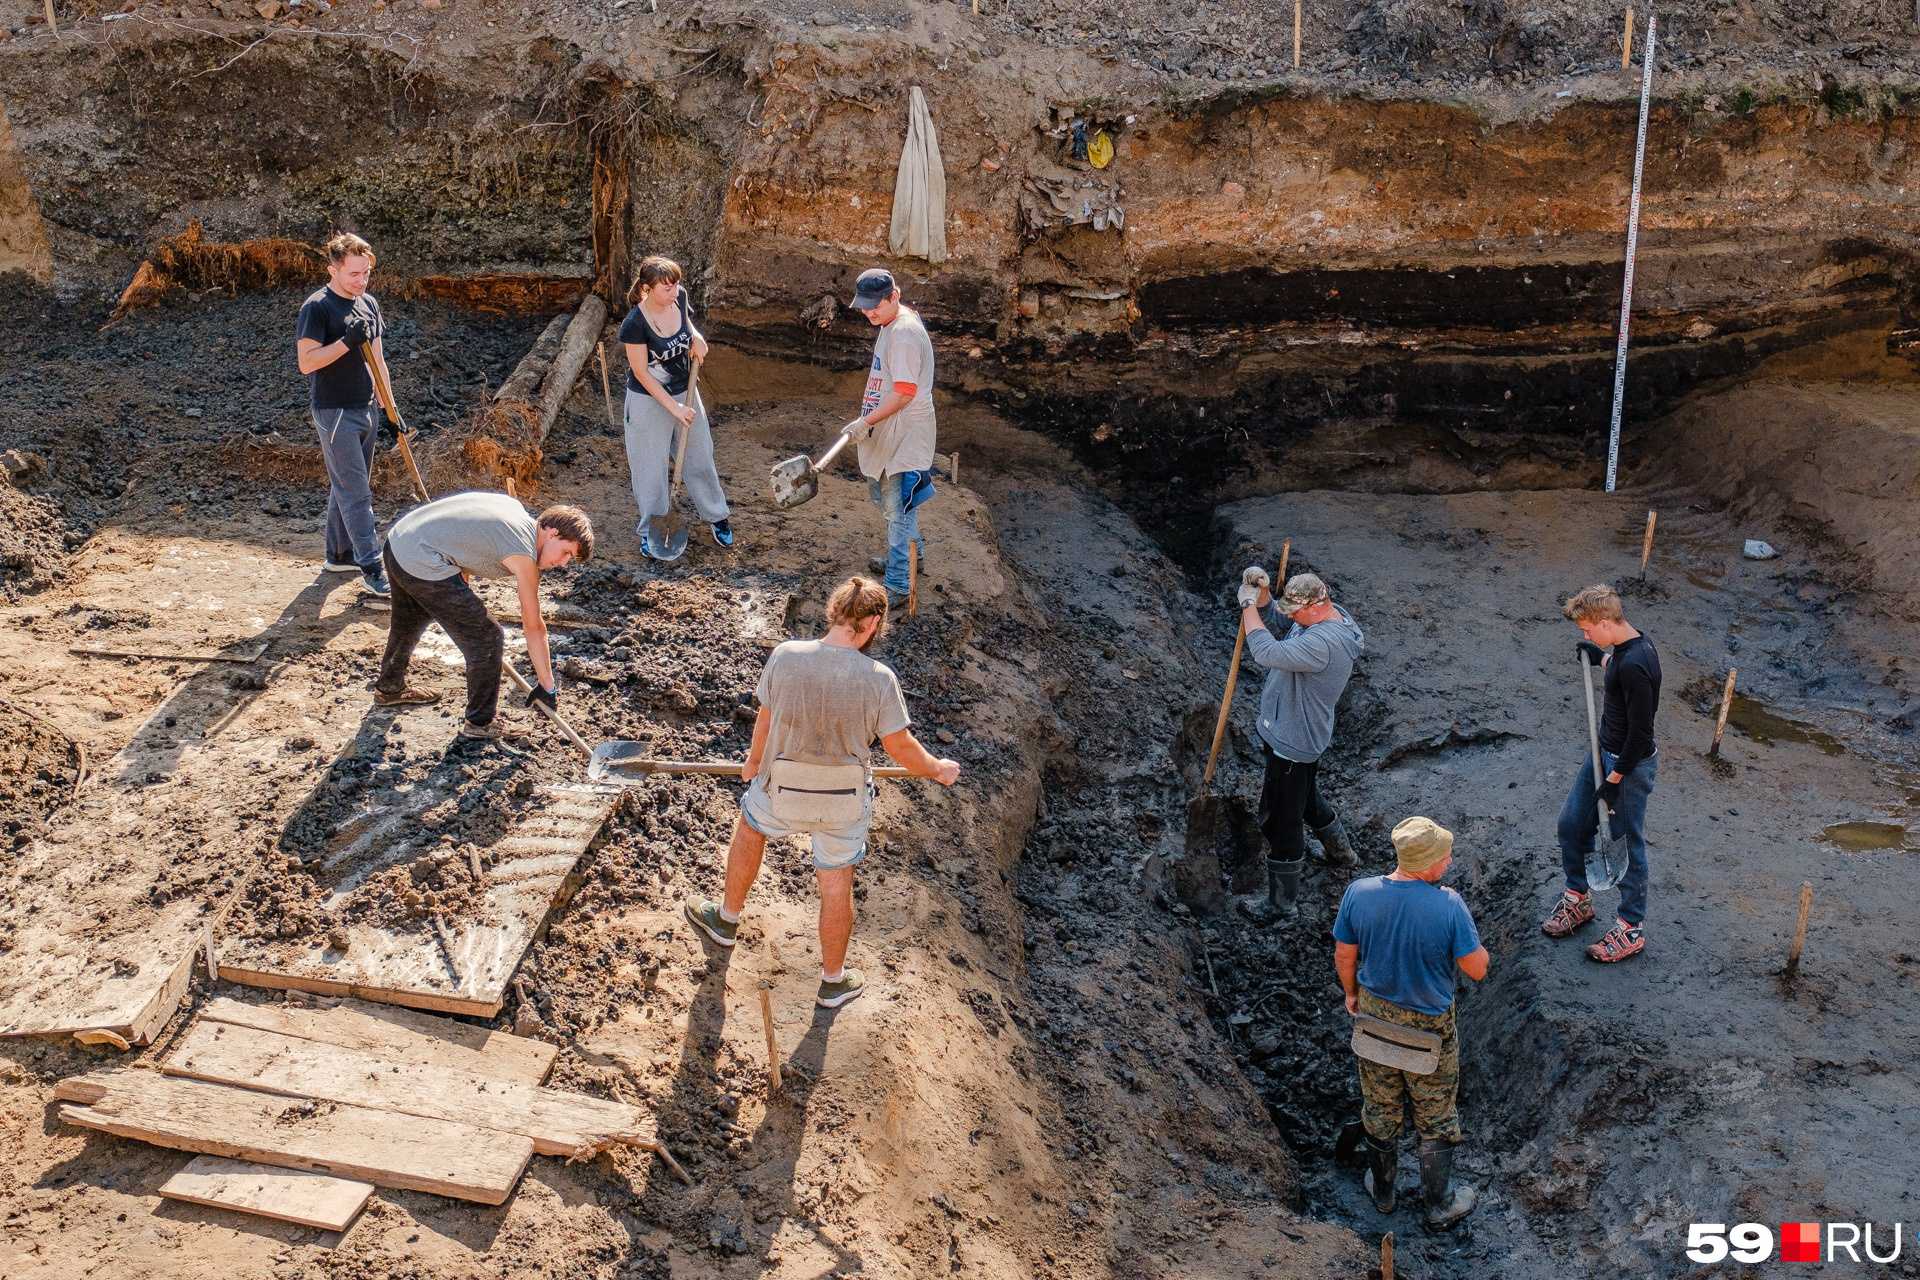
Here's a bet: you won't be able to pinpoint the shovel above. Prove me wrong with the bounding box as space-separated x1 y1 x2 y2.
1578 648 1632 892
586 743 911 784
770 420 859 510
361 347 431 504
645 359 702 561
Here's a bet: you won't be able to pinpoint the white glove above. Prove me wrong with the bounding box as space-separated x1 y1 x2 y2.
1237 583 1262 608
845 417 870 438
1236 565 1270 608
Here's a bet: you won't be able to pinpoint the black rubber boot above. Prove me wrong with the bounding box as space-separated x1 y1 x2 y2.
1363 1135 1397 1213
1238 858 1303 924
1419 1138 1477 1229
1312 815 1361 868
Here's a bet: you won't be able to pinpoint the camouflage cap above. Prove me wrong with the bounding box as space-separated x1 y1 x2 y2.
1278 572 1331 612
1391 816 1453 873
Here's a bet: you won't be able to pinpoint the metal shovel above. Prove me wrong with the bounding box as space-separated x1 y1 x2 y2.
770 421 858 510
645 360 702 561
1578 648 1632 892
586 742 910 784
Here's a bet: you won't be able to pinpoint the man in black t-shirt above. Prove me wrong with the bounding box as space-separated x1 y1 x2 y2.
1543 584 1662 963
295 232 395 597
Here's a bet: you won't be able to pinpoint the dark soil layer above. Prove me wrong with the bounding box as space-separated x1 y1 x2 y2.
0 700 78 850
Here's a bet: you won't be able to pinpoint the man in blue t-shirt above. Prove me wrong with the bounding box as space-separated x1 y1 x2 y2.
1332 816 1489 1230
295 232 396 597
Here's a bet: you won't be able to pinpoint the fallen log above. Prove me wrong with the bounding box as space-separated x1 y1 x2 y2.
532 295 610 448
494 313 574 407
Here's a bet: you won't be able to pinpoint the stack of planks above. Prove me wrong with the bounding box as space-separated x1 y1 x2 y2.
54 997 682 1230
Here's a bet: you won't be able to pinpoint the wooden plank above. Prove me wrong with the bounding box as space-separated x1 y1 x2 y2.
55 1072 532 1204
164 1021 654 1157
70 641 270 663
219 784 619 1017
197 997 555 1085
159 1155 373 1231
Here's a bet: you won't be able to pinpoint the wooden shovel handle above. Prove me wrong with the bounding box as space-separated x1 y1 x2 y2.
361 347 430 503
500 662 595 758
1200 625 1246 793
668 360 700 495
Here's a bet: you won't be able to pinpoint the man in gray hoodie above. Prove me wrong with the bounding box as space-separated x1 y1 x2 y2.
1237 570 1366 922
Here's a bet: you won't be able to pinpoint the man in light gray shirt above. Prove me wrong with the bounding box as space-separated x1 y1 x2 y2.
684 575 959 1008
845 268 937 607
1237 570 1366 922
374 492 593 741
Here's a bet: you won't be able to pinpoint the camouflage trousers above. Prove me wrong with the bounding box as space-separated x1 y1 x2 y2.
1356 989 1463 1144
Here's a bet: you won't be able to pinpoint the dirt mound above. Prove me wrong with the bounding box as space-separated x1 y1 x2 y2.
0 466 67 599
0 700 80 852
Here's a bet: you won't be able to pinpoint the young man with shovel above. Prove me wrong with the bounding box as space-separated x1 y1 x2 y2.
1543 584 1661 963
683 576 959 1008
846 269 937 608
1236 570 1366 923
372 492 592 742
1333 816 1489 1229
294 232 401 597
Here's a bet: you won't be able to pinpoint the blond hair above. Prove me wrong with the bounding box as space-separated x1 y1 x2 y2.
1562 584 1624 623
325 232 375 266
826 576 889 635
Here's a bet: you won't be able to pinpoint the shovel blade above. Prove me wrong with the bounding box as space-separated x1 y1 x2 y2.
645 513 689 561
1586 802 1632 891
770 455 820 509
587 741 659 784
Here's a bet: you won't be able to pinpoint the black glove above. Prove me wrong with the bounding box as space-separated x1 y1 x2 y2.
526 681 558 713
340 314 372 350
376 416 400 450
1574 640 1606 667
1596 778 1621 807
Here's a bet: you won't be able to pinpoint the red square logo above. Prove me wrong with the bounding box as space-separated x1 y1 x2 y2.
1781 1222 1821 1263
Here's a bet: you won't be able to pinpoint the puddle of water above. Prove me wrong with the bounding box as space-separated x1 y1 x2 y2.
1726 694 1846 756
1820 821 1912 852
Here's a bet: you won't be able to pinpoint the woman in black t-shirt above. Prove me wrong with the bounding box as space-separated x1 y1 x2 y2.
618 255 732 558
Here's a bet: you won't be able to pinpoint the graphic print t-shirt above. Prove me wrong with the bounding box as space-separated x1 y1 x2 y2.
618 291 694 397
854 305 937 479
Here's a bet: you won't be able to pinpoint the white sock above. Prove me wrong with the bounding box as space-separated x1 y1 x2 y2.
821 968 844 984
719 905 740 924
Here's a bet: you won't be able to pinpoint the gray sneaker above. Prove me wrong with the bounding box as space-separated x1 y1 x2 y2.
683 897 739 948
816 968 867 1008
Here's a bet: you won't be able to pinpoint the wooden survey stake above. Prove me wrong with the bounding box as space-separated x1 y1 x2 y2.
758 985 782 1094
1622 7 1635 70
1294 0 1303 68
1784 881 1814 980
1709 669 1737 757
1639 509 1657 578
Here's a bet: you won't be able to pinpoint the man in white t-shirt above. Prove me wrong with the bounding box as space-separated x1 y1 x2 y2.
683 576 959 1007
844 268 937 606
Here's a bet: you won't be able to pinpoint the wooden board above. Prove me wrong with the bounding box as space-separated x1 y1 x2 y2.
197 996 556 1084
70 640 270 663
218 784 620 1017
164 1021 654 1157
56 1071 532 1204
159 1155 373 1231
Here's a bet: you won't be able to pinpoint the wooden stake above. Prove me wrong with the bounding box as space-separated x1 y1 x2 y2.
505 477 518 500
468 844 484 884
1709 668 1737 757
951 451 961 488
43 0 58 37
1784 881 1813 980
1638 509 1657 578
596 341 616 428
1381 1232 1395 1280
758 984 782 1094
1277 537 1292 586
1622 7 1635 71
906 542 919 617
1293 0 1302 69
202 923 218 983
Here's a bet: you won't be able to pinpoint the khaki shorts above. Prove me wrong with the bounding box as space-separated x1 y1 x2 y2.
740 774 872 871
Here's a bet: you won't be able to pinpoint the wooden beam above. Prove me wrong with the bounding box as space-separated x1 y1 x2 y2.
70 641 269 664
163 1021 658 1158
197 996 556 1084
56 1072 532 1204
531 296 611 448
160 1156 373 1232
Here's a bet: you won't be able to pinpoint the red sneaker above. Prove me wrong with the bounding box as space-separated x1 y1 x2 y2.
1541 892 1595 938
1586 921 1645 963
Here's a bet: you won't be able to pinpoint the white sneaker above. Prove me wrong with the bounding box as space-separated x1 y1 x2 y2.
323 559 360 573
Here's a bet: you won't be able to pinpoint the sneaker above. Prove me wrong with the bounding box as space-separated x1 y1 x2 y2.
456 718 521 741
711 519 735 549
816 968 867 1008
1586 920 1645 963
373 686 439 707
639 527 658 560
361 567 392 597
1541 891 1595 938
323 558 361 573
683 897 739 948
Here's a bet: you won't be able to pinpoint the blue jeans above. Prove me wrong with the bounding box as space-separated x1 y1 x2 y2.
1557 748 1657 926
313 405 380 570
869 473 927 596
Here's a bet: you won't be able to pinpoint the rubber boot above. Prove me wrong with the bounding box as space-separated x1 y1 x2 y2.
1238 858 1303 924
1363 1135 1397 1213
1312 815 1361 868
1419 1138 1477 1229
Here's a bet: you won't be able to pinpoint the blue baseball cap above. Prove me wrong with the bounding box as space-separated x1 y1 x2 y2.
850 268 897 311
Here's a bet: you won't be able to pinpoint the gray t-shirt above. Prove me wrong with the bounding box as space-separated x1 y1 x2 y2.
755 639 912 768
855 306 937 479
1248 604 1365 762
388 491 538 582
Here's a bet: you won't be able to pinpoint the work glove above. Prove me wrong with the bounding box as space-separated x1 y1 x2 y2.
526 681 558 713
1236 565 1271 609
340 313 372 350
376 417 401 450
1574 640 1606 667
1596 778 1621 807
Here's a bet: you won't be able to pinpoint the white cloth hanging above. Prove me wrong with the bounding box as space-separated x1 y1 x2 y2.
889 86 948 265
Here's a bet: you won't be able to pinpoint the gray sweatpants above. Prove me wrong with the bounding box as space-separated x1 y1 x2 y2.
314 405 380 569
624 386 729 532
